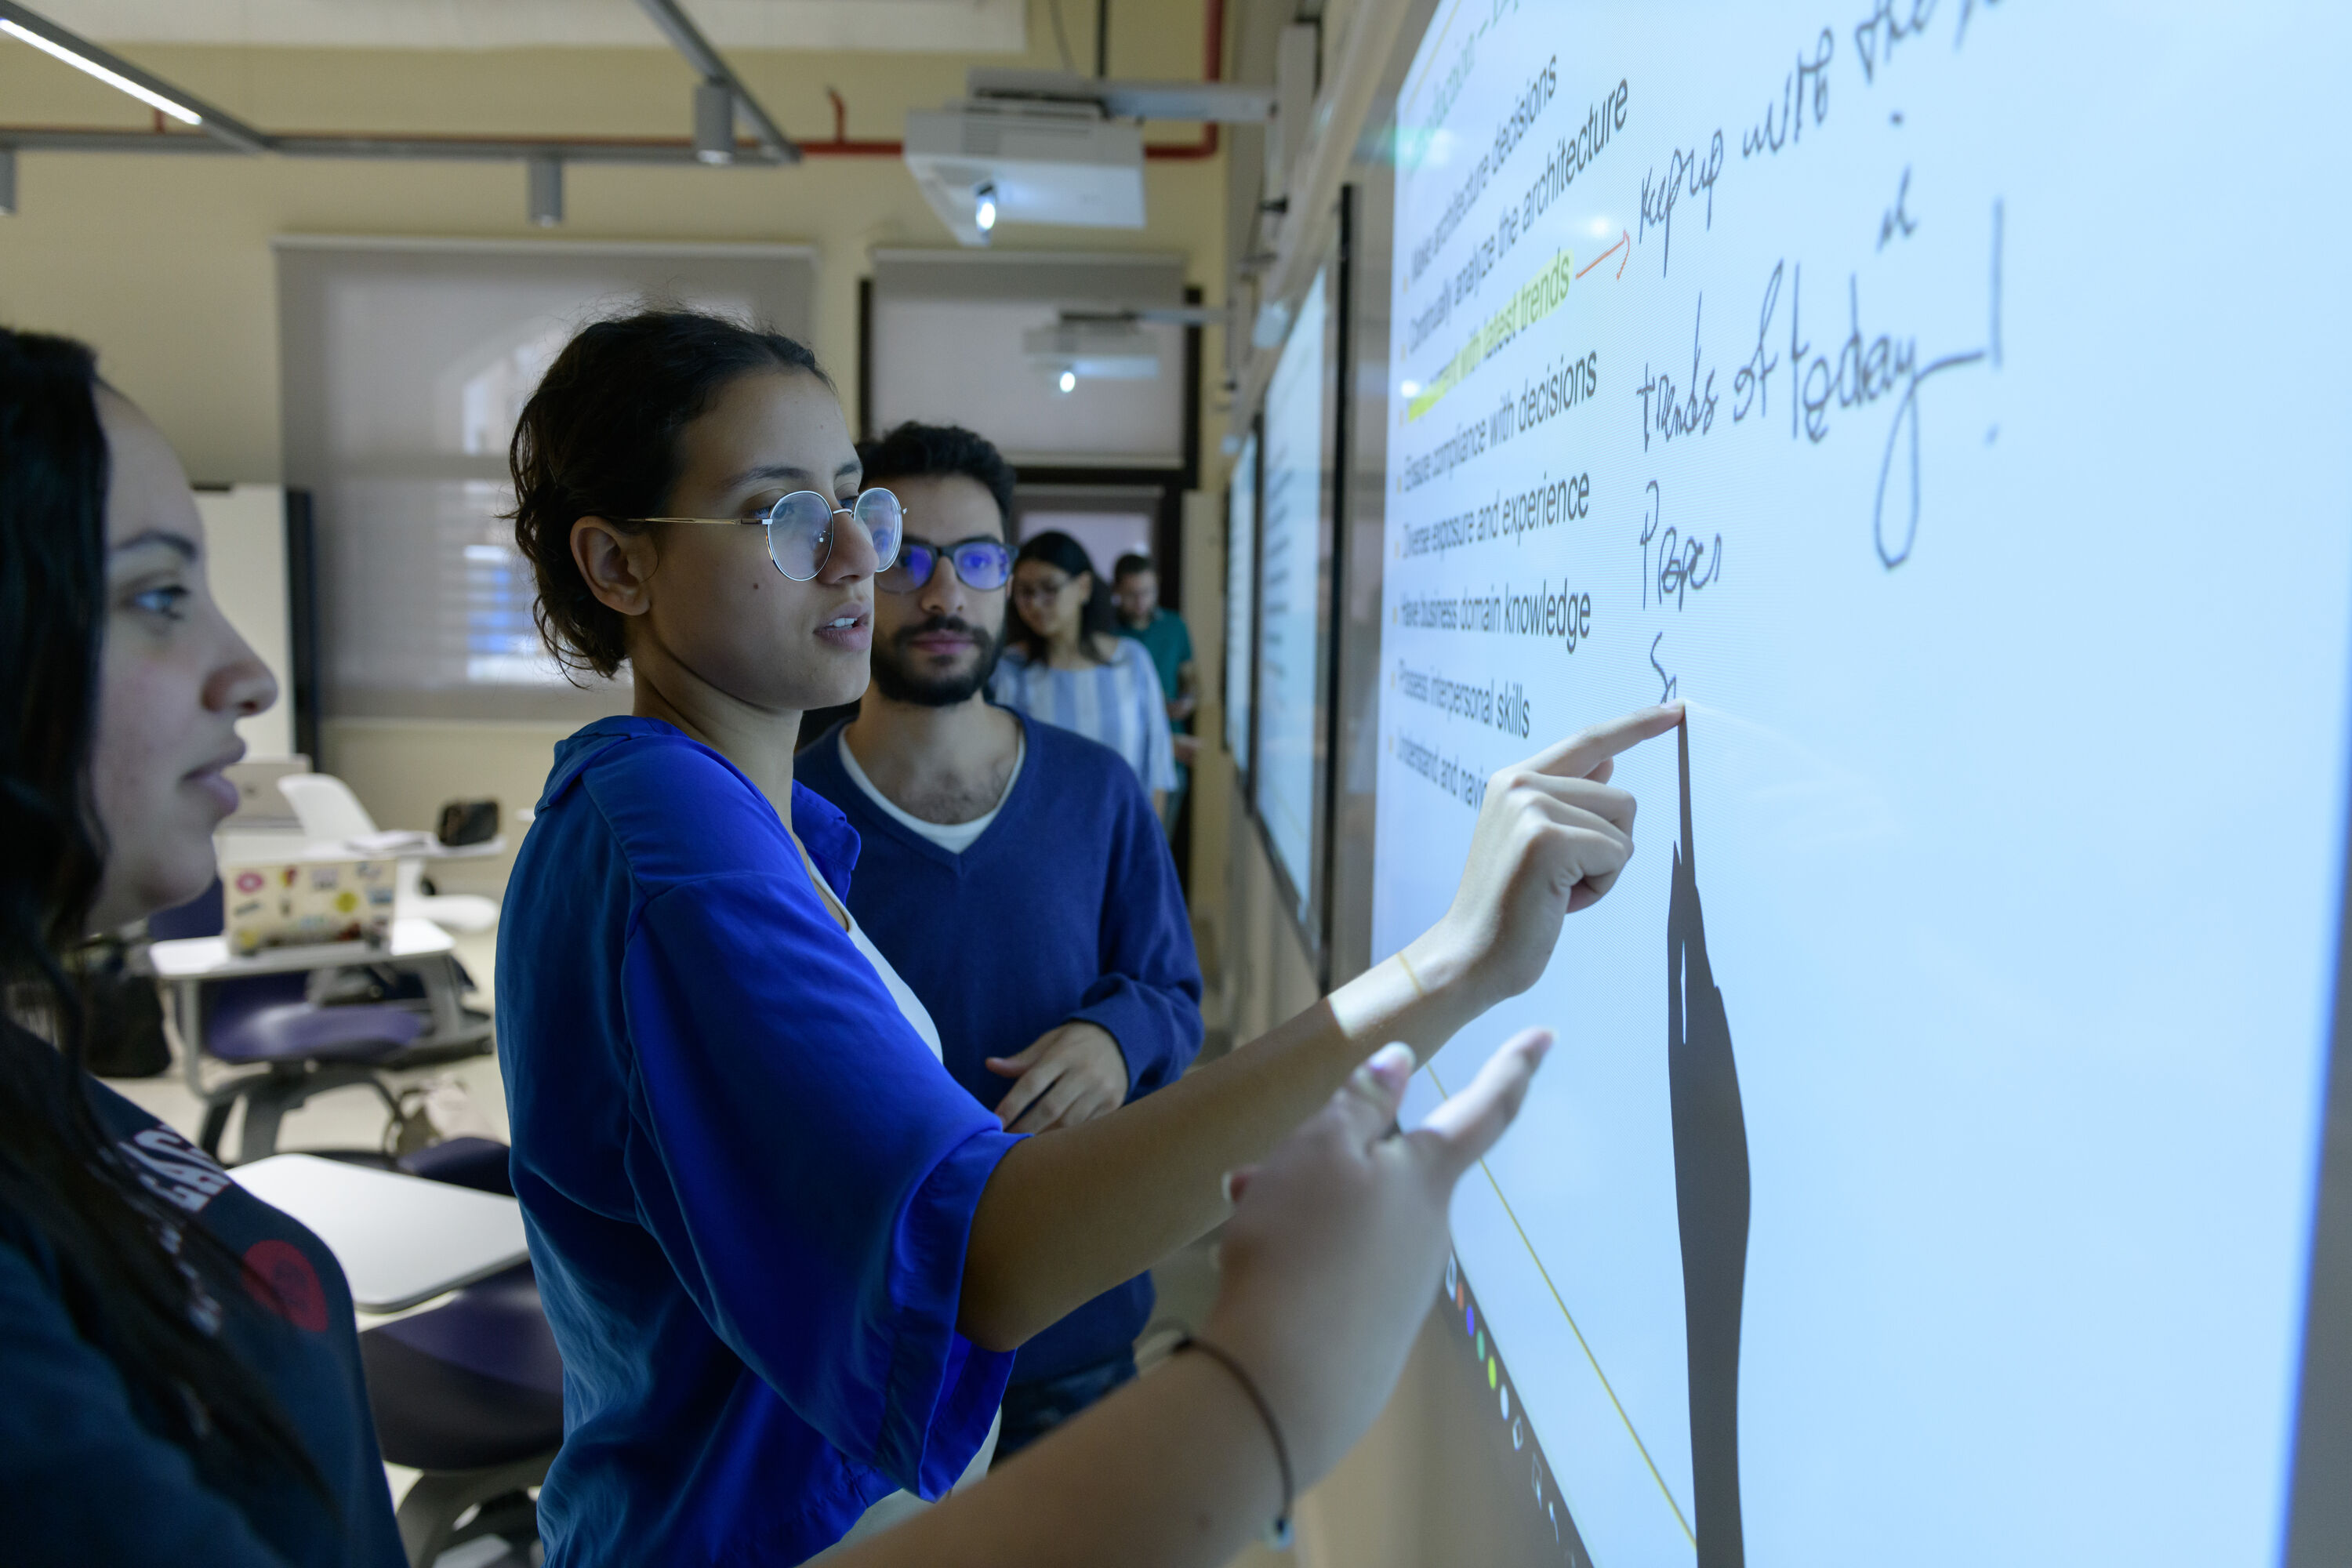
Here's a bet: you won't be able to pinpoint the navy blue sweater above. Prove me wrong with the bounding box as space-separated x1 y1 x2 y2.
799 710 1204 1383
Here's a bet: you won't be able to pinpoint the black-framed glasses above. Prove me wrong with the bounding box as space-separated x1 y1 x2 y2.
633 487 904 582
879 535 1014 595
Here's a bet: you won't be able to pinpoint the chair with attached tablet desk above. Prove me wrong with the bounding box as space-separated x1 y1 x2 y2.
234 1151 564 1567
146 881 489 1163
364 1261 564 1567
215 761 495 1057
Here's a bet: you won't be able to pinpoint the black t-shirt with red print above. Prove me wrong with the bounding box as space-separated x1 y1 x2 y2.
0 1079 405 1566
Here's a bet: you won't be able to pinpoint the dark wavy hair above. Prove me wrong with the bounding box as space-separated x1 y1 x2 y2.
1009 529 1119 666
0 328 326 1501
855 421 1018 532
509 309 831 680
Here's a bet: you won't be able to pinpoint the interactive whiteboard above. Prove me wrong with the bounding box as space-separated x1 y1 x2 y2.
1258 268 1336 930
1371 4 2352 1566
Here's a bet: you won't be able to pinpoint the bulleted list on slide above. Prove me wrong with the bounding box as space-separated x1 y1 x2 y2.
1373 4 2352 1566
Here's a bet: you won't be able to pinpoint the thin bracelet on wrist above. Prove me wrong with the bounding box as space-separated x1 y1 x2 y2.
1174 1334 1294 1546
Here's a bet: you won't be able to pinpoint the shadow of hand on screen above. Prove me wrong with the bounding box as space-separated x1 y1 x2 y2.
1668 722 1751 1568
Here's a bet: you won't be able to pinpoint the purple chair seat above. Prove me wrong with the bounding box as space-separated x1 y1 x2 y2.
208 1000 424 1066
396 1135 514 1196
361 1267 564 1472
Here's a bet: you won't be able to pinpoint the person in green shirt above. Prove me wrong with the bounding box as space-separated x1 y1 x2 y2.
1112 554 1198 821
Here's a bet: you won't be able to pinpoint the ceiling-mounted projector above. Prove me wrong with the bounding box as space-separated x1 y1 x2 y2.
906 71 1272 246
904 102 1144 246
1022 318 1163 383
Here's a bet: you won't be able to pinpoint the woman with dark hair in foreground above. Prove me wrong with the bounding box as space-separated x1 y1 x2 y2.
0 318 1592 1567
0 327 406 1565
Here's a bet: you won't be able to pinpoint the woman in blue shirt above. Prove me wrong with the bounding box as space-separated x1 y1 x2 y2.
992 529 1179 815
498 310 1681 1564
0 329 408 1566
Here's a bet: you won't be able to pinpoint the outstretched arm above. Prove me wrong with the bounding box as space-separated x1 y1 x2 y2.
959 703 1681 1350
845 1029 1550 1568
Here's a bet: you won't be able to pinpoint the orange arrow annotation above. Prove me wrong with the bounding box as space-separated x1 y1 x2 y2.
1576 229 1632 281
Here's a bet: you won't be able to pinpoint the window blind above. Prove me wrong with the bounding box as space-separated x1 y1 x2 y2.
278 238 815 721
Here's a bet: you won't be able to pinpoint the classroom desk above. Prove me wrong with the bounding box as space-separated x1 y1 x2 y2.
232 1152 529 1313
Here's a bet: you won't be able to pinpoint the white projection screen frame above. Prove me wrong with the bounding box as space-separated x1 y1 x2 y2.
1363 3 2352 1566
1253 245 1345 965
1225 426 1261 778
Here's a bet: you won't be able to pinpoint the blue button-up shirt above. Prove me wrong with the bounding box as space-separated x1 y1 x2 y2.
497 718 1021 1566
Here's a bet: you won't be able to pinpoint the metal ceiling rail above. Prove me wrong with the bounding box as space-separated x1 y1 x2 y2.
0 0 800 167
0 0 271 153
0 125 794 165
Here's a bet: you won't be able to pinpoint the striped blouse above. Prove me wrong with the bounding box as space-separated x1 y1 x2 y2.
989 637 1178 794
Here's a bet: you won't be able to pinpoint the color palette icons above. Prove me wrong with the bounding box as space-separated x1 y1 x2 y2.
1443 1253 1595 1566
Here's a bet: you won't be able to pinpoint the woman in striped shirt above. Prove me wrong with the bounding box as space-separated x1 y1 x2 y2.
992 531 1178 817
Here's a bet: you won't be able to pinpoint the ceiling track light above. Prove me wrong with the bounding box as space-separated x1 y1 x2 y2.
631 0 799 162
692 79 735 165
527 154 564 227
975 182 998 234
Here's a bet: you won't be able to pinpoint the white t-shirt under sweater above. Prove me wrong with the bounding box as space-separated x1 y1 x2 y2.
833 727 1025 856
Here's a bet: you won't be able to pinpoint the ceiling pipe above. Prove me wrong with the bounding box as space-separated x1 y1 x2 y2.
0 124 795 163
0 0 271 153
799 88 905 157
630 0 800 164
1143 0 1226 162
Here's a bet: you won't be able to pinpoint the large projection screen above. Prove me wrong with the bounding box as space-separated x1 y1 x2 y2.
1372 5 2352 1566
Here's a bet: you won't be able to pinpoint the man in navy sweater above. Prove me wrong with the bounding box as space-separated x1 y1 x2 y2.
797 422 1203 1457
